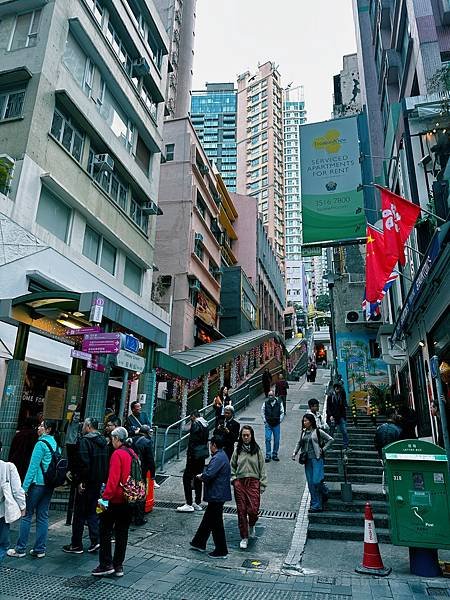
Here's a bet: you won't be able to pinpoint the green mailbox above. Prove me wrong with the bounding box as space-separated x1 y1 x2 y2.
383 439 450 549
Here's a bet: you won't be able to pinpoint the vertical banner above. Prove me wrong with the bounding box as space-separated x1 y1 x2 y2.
300 115 365 246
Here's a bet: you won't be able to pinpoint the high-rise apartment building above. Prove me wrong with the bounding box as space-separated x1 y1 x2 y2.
154 0 196 118
236 62 285 261
191 83 237 191
332 54 362 118
0 0 170 449
283 86 307 308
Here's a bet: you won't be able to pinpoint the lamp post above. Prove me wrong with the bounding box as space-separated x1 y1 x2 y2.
326 271 339 382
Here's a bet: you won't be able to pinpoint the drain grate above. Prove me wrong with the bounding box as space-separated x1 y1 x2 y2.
63 576 96 589
241 417 256 421
427 589 450 597
153 500 296 519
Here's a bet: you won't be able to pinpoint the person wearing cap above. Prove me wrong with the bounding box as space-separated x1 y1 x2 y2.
132 425 156 525
91 427 136 578
213 406 239 461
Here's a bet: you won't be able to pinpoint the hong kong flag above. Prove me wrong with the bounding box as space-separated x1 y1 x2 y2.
365 224 394 302
377 186 421 266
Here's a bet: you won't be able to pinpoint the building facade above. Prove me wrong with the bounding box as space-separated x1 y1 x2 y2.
332 53 362 118
0 0 170 450
154 0 196 119
153 117 223 351
236 62 285 261
219 266 257 337
191 83 237 191
232 192 285 335
353 0 450 443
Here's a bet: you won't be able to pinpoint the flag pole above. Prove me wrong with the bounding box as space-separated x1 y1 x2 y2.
392 269 413 282
370 183 447 224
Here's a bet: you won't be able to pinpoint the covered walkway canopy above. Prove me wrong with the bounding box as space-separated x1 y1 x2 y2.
156 329 284 381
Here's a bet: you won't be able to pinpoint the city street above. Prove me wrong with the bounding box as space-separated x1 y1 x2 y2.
2 369 450 599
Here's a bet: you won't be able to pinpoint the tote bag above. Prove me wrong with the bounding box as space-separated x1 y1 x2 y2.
1 463 22 524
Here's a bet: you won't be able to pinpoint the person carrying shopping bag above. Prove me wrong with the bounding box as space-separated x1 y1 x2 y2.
292 414 333 512
230 426 267 550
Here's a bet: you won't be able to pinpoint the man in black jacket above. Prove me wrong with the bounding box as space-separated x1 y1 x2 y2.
374 409 402 459
63 417 109 554
177 411 210 513
214 406 240 461
132 425 156 525
326 383 349 450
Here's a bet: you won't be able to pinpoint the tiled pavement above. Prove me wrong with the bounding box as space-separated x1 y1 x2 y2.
2 369 450 598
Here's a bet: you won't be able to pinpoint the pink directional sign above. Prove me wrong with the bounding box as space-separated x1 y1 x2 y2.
66 326 102 337
82 339 120 354
83 333 121 341
87 360 106 372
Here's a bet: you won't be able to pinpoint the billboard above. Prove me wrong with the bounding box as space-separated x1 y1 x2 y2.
300 115 366 246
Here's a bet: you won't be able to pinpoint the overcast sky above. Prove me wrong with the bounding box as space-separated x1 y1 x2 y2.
192 0 357 123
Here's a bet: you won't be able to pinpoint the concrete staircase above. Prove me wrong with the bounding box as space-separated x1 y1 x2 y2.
307 415 391 542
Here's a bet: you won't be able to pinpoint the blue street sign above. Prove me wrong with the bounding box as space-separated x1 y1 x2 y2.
122 334 139 354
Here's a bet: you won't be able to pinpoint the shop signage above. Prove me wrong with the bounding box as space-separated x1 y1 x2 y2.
301 246 323 257
89 297 105 323
71 349 93 361
300 115 365 246
44 386 66 420
114 350 145 373
66 326 101 336
195 291 217 327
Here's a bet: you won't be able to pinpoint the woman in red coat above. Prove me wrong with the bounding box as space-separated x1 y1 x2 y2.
91 427 136 578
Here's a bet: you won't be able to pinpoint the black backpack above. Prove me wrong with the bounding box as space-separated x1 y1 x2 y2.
40 439 68 488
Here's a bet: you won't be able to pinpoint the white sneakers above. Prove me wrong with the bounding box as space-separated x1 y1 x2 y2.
239 538 248 549
249 525 256 539
6 549 25 558
192 502 203 511
176 503 195 512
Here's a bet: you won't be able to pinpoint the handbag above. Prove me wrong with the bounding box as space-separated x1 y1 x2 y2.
1 463 22 524
298 452 307 465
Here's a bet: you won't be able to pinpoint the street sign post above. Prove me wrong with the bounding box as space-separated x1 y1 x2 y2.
71 349 93 361
66 326 102 336
122 334 139 354
89 297 105 323
115 350 145 373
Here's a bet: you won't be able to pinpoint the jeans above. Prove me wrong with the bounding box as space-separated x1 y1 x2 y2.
329 418 349 449
191 501 227 555
183 455 205 505
0 517 10 562
99 503 132 569
305 456 325 509
265 423 280 458
16 484 53 553
71 485 100 548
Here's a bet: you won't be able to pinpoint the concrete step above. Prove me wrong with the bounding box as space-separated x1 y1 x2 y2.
308 523 391 543
326 473 382 484
326 498 388 514
327 450 378 459
326 458 381 467
325 465 383 475
308 510 389 529
327 483 385 501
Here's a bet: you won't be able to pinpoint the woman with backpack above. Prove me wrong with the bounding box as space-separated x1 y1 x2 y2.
7 420 59 558
92 427 140 578
291 414 333 513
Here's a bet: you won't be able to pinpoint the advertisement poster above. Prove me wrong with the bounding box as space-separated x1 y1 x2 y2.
195 291 217 327
300 116 366 246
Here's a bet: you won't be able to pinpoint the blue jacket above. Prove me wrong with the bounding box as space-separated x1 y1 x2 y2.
22 434 58 492
201 449 231 503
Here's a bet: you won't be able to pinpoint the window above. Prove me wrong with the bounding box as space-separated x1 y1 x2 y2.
10 10 42 51
135 135 151 174
140 86 158 121
82 226 100 263
63 34 95 99
106 21 132 75
194 236 204 260
196 193 207 219
165 144 175 161
124 257 142 294
0 89 25 120
98 81 134 152
36 187 71 241
86 0 103 25
50 109 84 162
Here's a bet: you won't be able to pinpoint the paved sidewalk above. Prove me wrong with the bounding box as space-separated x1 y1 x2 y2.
2 369 450 598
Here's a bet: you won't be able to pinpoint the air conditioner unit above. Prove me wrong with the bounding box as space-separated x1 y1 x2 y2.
188 277 201 291
93 154 114 173
194 233 204 243
141 200 163 215
132 57 150 77
345 310 365 324
159 275 172 287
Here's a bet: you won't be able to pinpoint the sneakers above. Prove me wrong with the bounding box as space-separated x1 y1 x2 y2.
87 543 100 553
192 502 203 511
265 457 271 463
29 549 45 558
177 503 195 512
153 482 160 489
92 565 115 576
189 542 206 553
272 456 280 462
62 545 83 554
239 538 248 549
6 549 25 558
114 566 124 577
249 525 256 539
208 550 228 559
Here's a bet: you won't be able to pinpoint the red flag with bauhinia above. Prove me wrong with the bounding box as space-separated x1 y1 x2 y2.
365 224 395 302
377 185 421 266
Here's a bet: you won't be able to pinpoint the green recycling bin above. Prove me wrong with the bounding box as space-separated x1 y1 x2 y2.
383 439 450 549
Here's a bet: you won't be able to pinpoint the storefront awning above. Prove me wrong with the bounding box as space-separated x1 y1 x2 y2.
156 329 284 380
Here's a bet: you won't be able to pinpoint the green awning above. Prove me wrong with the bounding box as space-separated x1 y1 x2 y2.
285 337 307 356
156 329 284 380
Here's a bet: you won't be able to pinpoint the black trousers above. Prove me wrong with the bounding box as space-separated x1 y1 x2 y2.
71 484 100 548
99 503 132 569
183 455 205 505
191 502 227 554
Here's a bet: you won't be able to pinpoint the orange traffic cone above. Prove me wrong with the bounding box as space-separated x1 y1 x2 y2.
145 474 155 513
355 502 391 576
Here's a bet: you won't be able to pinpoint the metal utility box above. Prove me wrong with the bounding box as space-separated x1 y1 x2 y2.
383 439 450 549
